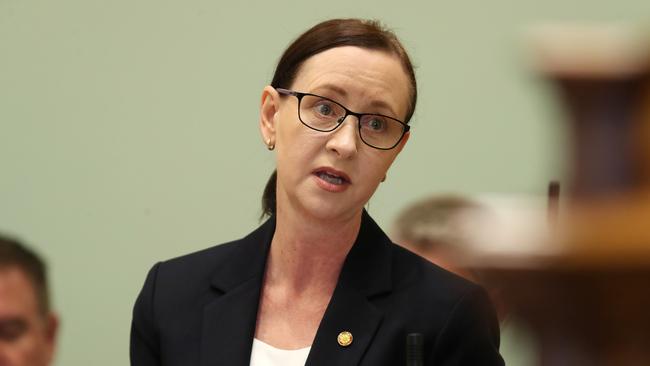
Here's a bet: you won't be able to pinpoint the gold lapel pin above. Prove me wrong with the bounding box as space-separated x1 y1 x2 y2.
337 331 353 347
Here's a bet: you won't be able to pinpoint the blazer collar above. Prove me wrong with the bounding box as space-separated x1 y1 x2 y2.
202 210 393 366
209 210 393 296
337 210 393 297
201 216 275 366
209 215 276 293
307 210 393 365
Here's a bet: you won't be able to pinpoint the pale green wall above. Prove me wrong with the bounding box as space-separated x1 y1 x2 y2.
1 1 648 365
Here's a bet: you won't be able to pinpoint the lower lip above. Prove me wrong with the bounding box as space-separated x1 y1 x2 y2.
313 173 349 193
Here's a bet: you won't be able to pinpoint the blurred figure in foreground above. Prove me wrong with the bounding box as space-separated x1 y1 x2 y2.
0 235 58 366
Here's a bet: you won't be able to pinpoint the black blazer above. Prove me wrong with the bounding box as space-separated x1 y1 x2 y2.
131 211 504 365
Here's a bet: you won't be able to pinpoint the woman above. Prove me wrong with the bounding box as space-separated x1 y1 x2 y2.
131 18 504 366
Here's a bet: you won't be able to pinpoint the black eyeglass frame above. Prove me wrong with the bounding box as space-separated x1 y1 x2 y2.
276 87 410 150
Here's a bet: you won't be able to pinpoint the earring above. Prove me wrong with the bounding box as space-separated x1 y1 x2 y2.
266 138 275 151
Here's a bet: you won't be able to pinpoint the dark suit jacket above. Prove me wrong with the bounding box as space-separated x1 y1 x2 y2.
131 211 505 365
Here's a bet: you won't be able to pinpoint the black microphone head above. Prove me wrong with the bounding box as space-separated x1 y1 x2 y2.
406 333 424 366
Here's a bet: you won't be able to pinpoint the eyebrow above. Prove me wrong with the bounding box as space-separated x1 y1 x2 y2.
312 84 400 119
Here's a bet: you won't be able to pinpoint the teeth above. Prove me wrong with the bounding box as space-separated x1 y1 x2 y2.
318 172 344 185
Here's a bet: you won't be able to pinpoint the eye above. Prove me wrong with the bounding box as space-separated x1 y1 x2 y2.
0 319 28 342
314 102 334 117
362 116 387 132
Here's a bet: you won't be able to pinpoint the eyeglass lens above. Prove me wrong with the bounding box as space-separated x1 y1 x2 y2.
298 94 405 149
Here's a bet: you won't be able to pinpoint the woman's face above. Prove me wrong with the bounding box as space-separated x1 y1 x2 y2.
260 46 411 223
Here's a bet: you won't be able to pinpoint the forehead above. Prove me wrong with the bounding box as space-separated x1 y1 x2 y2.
291 46 411 119
0 267 39 317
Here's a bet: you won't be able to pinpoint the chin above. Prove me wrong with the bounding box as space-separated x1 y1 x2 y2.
300 196 363 223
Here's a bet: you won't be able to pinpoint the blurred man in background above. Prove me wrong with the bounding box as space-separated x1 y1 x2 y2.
0 235 58 366
392 195 537 366
391 195 484 282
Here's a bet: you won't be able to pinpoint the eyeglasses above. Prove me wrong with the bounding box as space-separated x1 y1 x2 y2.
276 88 410 150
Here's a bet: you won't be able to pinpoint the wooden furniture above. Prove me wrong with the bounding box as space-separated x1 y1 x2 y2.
477 25 650 366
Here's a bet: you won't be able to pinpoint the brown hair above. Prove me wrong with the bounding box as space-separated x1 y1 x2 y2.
262 18 418 218
0 234 50 315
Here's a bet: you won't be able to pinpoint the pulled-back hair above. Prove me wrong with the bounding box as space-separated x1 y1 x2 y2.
0 234 50 315
262 18 418 218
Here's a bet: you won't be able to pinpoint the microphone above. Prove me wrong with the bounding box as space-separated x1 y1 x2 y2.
406 333 423 366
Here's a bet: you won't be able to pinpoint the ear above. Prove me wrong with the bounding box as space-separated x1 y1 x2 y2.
45 312 59 343
44 313 59 363
260 85 281 148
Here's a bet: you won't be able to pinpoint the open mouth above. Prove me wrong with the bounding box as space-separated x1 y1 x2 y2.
313 169 350 186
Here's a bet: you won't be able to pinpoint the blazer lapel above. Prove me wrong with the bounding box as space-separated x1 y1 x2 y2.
306 211 393 366
199 211 393 366
200 217 275 366
200 276 262 366
306 282 383 366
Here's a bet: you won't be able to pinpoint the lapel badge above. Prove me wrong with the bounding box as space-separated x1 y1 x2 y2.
337 331 353 347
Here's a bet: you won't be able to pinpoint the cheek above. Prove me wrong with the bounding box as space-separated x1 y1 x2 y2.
3 336 39 363
275 131 324 181
278 124 325 159
24 332 51 364
276 112 301 149
360 151 397 178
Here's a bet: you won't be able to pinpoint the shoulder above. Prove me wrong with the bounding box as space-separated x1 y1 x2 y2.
354 211 484 310
389 243 480 302
151 216 275 288
136 217 274 317
135 240 242 318
383 242 497 335
154 239 241 284
386 244 503 364
130 236 264 365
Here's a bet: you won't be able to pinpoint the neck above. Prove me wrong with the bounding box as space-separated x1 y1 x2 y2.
265 204 363 295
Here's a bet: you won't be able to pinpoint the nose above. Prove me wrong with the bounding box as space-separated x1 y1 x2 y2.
325 116 358 158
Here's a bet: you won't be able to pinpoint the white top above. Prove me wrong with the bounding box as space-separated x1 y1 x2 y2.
249 338 311 366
